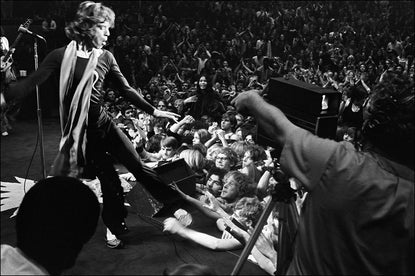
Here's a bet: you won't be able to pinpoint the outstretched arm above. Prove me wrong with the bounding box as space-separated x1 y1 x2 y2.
169 115 194 133
163 218 242 250
170 182 222 220
108 52 180 123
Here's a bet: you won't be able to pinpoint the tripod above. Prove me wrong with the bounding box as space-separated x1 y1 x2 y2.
231 168 299 275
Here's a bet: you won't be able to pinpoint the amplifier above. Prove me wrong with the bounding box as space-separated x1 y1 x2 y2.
257 77 341 148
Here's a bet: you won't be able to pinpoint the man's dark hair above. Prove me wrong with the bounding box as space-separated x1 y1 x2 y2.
206 167 227 180
16 176 100 274
362 72 414 167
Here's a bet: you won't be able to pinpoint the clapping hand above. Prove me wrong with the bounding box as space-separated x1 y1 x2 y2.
182 115 195 124
216 129 226 140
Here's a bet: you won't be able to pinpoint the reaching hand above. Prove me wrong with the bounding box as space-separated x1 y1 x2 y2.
163 217 185 234
153 109 180 123
168 181 186 198
202 191 221 212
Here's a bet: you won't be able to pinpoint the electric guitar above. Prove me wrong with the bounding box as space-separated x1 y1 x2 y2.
0 19 32 73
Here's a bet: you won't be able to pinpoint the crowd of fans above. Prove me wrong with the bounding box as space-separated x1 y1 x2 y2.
95 1 413 148
2 1 414 274
93 2 412 273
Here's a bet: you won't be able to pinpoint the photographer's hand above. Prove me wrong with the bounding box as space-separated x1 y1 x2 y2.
231 90 262 115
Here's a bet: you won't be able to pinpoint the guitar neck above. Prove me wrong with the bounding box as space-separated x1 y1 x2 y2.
8 33 24 52
3 19 32 61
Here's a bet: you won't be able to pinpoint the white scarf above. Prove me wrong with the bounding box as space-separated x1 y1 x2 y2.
56 40 101 176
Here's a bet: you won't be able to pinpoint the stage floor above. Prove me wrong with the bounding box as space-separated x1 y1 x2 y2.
1 117 267 275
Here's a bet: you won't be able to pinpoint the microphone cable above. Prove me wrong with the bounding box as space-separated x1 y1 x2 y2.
23 121 40 193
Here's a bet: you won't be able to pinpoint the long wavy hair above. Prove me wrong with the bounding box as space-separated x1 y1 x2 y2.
65 1 115 45
179 149 206 173
234 196 264 227
223 170 256 198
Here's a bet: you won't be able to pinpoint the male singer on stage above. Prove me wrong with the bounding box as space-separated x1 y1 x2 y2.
6 1 184 246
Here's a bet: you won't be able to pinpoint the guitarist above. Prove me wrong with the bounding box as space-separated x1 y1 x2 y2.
0 26 16 136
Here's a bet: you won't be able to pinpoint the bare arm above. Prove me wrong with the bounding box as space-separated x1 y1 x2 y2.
163 218 242 250
169 115 194 133
256 170 272 195
170 183 222 220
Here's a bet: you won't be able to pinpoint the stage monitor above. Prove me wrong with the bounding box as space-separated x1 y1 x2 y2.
154 158 196 197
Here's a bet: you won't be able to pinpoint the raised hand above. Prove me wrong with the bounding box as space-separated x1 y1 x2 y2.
182 115 195 124
216 129 226 140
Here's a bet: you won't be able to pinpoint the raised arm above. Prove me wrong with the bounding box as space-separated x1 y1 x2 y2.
170 182 223 220
169 115 194 133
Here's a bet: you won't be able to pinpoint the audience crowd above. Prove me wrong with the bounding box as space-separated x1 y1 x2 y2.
1 1 414 275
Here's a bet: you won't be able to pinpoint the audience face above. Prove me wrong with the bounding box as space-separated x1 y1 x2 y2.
221 117 233 132
158 100 167 111
107 90 116 101
160 145 175 160
220 175 239 201
343 132 355 143
206 173 223 196
198 76 208 90
242 151 254 168
245 134 255 144
215 153 232 171
235 114 244 127
124 108 135 119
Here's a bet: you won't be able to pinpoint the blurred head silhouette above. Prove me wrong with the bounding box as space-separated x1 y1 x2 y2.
15 176 100 275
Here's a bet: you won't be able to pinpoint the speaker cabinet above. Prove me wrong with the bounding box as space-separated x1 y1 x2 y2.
257 77 341 148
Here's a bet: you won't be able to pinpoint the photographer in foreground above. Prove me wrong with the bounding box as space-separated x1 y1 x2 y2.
231 72 414 275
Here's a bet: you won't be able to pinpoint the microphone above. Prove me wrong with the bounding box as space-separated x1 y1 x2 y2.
18 26 46 42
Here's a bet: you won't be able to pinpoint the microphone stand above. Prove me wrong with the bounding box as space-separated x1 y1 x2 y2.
33 37 46 179
231 168 299 276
